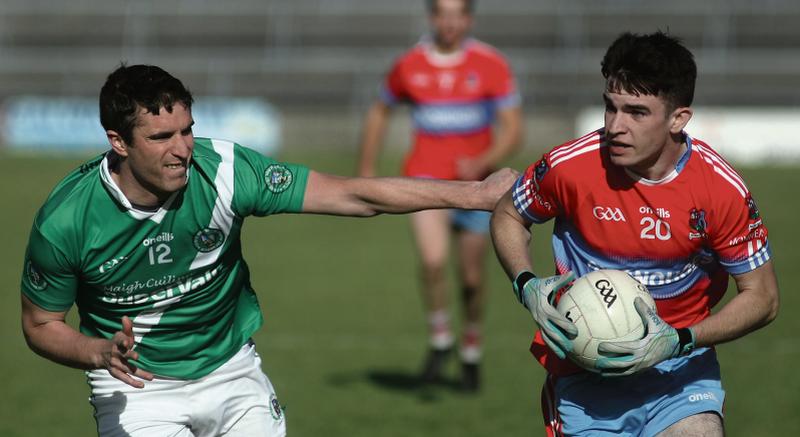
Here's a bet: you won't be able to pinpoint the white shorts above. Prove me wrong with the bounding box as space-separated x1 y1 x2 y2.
88 341 286 437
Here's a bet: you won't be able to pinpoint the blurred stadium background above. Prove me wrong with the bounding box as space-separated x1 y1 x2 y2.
1 1 798 436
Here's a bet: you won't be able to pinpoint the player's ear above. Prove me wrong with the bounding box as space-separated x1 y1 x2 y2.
669 106 693 135
107 130 129 157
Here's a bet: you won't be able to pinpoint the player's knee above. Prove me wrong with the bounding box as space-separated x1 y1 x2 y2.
420 259 447 279
460 277 483 294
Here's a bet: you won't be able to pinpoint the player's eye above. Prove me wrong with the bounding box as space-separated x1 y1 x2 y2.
148 133 172 141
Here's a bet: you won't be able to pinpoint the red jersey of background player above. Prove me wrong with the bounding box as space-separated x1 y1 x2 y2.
512 129 772 376
380 37 520 180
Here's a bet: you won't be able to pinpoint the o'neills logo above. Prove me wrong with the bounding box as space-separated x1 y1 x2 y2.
142 232 174 247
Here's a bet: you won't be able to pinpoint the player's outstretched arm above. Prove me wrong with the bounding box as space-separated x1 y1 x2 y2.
301 167 517 216
21 294 154 388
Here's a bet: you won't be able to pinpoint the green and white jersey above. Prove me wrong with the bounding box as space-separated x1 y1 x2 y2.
21 138 309 379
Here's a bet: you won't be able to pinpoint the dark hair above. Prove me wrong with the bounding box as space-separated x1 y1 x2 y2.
99 64 194 145
426 0 474 14
601 31 696 110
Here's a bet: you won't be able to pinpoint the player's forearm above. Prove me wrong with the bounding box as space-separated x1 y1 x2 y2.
357 103 390 177
691 292 777 348
490 196 534 280
481 109 522 168
23 319 108 371
690 263 779 348
304 169 515 216
354 176 485 214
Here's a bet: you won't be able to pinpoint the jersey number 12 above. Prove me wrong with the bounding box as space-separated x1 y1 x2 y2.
148 244 173 265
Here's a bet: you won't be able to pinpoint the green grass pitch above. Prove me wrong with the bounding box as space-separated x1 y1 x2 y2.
1 151 797 436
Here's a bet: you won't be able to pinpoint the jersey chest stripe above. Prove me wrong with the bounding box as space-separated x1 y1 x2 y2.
550 131 599 161
131 141 237 343
694 140 744 184
695 148 747 198
694 143 748 196
550 140 601 168
190 139 237 270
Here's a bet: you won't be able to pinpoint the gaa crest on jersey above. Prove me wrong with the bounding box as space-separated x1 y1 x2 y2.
269 394 283 421
99 256 128 274
688 208 708 240
193 227 225 252
746 194 760 220
464 71 480 92
265 165 293 193
25 260 48 290
746 194 763 230
532 158 550 191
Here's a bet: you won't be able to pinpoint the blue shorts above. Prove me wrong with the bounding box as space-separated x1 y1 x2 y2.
542 348 725 436
450 209 491 234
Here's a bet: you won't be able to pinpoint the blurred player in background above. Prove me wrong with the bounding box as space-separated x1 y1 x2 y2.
491 32 779 435
357 0 522 391
20 64 517 437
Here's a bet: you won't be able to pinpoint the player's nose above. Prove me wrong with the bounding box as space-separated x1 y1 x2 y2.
171 135 194 161
605 113 627 136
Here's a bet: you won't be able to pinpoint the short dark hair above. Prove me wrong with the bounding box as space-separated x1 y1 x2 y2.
426 0 474 14
601 31 696 111
99 64 194 145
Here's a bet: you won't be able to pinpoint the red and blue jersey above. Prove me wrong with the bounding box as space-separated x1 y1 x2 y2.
512 129 771 375
381 38 520 180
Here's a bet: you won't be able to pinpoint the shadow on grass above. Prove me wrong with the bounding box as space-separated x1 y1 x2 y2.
326 368 466 402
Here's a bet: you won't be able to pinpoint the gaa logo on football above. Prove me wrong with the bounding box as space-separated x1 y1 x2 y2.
193 228 225 253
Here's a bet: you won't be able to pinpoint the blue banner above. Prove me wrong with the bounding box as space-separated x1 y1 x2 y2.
2 96 281 155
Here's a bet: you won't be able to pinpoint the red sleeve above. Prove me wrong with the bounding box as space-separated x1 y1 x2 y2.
380 56 408 105
512 154 561 224
709 189 771 275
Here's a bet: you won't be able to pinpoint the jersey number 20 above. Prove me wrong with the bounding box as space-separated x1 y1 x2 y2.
640 217 671 241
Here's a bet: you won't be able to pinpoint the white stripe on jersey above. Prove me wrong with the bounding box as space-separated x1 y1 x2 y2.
511 178 536 218
190 139 237 270
550 135 600 168
693 140 747 188
746 239 770 271
549 130 600 163
131 141 237 344
694 142 748 198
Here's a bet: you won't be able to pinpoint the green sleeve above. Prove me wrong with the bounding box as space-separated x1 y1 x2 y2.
231 144 309 217
20 223 78 312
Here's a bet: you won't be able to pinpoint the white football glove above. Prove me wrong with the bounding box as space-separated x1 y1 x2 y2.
513 271 577 359
595 297 695 376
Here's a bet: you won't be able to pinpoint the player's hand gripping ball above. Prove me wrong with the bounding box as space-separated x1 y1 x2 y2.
555 270 657 373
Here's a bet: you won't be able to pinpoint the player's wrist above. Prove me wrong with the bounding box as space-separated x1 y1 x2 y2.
513 271 536 291
512 271 537 305
676 327 695 356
